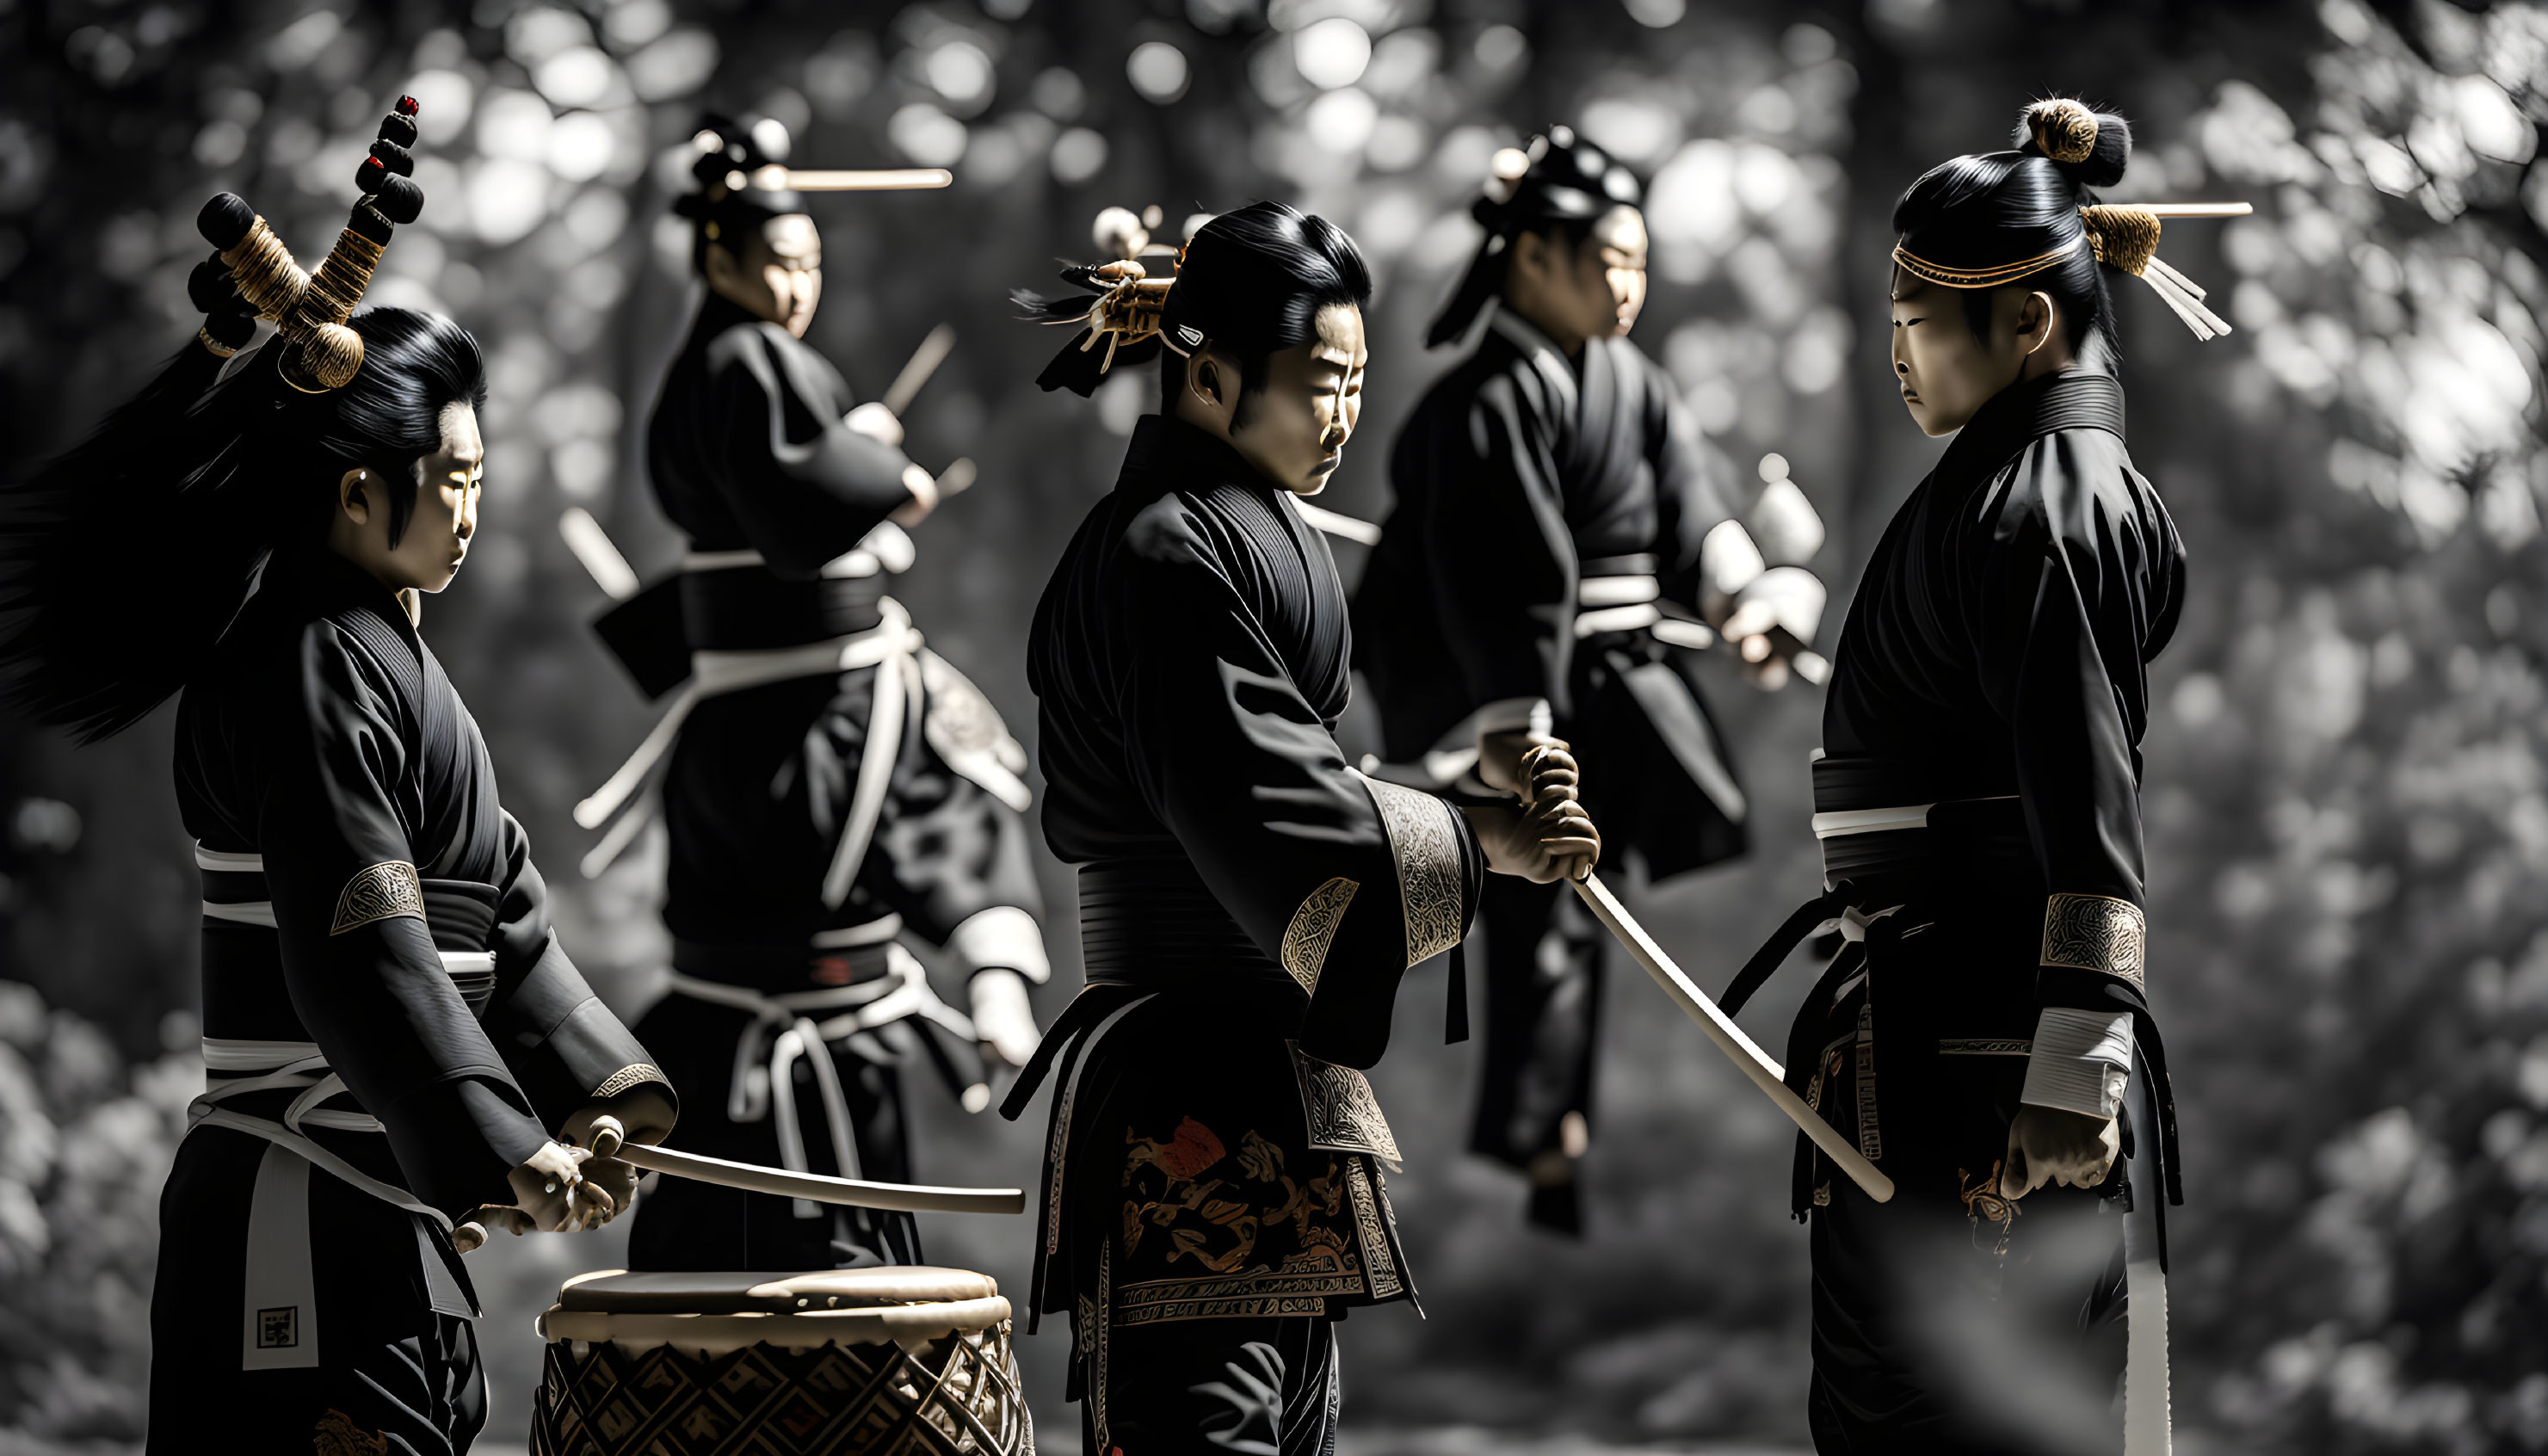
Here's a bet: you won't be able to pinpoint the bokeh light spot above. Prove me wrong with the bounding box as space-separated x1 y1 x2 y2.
1294 18 1372 89
1127 41 1191 104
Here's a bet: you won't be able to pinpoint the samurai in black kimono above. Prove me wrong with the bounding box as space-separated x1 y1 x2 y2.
582 119 1051 1274
1355 128 1820 1231
1720 102 2216 1453
1006 202 1600 1454
0 132 674 1456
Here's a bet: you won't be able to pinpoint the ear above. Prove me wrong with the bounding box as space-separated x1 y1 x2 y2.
338 468 373 526
701 241 742 291
1188 350 1230 411
2017 290 2058 356
1508 229 1549 283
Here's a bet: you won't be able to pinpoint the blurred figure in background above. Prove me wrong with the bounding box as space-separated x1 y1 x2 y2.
579 117 1051 1274
1006 201 1601 1455
1731 100 2198 1452
1355 127 1816 1231
0 133 673 1454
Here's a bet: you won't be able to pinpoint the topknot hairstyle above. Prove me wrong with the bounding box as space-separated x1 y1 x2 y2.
1426 126 1644 347
673 114 803 274
1888 98 2137 367
1017 200 1372 412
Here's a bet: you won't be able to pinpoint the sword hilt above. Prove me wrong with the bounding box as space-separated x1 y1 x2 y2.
587 1114 627 1161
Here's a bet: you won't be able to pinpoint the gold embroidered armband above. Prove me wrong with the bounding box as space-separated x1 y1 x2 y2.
1360 778 1465 969
1279 877 1359 996
329 861 425 935
591 1063 668 1099
2039 892 2146 989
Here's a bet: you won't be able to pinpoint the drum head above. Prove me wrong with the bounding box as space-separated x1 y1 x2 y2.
555 1266 999 1314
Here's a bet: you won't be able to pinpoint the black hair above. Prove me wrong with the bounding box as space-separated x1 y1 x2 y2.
674 114 800 276
1153 201 1372 422
1426 126 1644 347
1016 201 1372 419
0 307 488 740
1890 100 2132 369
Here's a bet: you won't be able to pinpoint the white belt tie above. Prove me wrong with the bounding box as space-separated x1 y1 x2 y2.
575 601 922 886
665 942 978 1217
188 1039 449 1231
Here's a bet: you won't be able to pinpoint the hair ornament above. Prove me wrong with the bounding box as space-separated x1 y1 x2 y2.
1014 204 1186 393
194 96 423 392
1896 199 2250 342
2025 99 2101 166
2081 202 2241 340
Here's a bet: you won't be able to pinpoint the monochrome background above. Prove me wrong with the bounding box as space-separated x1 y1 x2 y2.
2 0 2544 1450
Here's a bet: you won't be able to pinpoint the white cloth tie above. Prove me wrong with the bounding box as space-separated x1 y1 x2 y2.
664 942 977 1218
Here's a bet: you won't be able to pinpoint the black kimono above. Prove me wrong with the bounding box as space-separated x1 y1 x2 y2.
603 293 1049 1274
1354 306 1747 1228
1008 416 1486 1455
155 548 673 1455
1730 371 2183 1453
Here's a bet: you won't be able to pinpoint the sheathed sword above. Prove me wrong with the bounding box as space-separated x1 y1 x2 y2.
1569 869 1894 1203
584 1114 1024 1215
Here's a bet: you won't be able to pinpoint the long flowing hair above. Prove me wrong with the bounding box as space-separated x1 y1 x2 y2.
0 307 487 740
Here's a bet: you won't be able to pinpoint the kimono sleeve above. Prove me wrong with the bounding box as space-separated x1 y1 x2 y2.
1973 435 2169 1117
866 656 1052 984
256 624 549 1218
1120 502 1485 1069
702 323 920 576
1420 370 1578 729
481 811 680 1132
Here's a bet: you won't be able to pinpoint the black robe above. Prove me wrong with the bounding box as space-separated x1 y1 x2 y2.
154 547 669 1449
1354 307 1747 878
1007 416 1485 1430
1774 370 2183 1445
613 293 1047 1272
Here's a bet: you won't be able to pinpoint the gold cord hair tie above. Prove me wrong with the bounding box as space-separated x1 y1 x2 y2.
2081 203 2236 342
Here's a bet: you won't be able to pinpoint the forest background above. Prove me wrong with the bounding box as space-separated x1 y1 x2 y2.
3 0 2545 1450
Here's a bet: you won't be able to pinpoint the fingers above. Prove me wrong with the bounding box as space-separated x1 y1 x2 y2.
451 1221 486 1255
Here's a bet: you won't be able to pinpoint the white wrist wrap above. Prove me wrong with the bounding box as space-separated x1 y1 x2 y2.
2019 1008 2134 1119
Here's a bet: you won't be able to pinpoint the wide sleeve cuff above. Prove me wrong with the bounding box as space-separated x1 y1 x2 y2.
378 1076 551 1218
2019 1007 2134 1118
486 938 679 1133
2039 891 2147 990
947 905 1052 984
1360 775 1471 970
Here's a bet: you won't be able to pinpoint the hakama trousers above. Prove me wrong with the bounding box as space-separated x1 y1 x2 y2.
146 1126 486 1456
1084 1314 1339 1456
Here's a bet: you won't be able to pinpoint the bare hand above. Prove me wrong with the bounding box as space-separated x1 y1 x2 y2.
2001 1105 2120 1200
502 1141 617 1232
890 461 939 527
1462 745 1601 884
970 967 1042 1070
1476 729 1553 795
844 400 905 447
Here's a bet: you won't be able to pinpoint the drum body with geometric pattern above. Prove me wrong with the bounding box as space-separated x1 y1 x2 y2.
530 1268 1033 1456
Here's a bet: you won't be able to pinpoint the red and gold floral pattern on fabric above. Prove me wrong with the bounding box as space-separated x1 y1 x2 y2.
1111 1110 1398 1327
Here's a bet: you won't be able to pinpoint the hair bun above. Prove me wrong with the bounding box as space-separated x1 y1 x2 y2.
2016 98 2130 189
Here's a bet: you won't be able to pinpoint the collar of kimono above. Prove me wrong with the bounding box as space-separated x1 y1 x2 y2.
1117 412 1268 502
1484 305 1581 416
1936 369 2126 486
